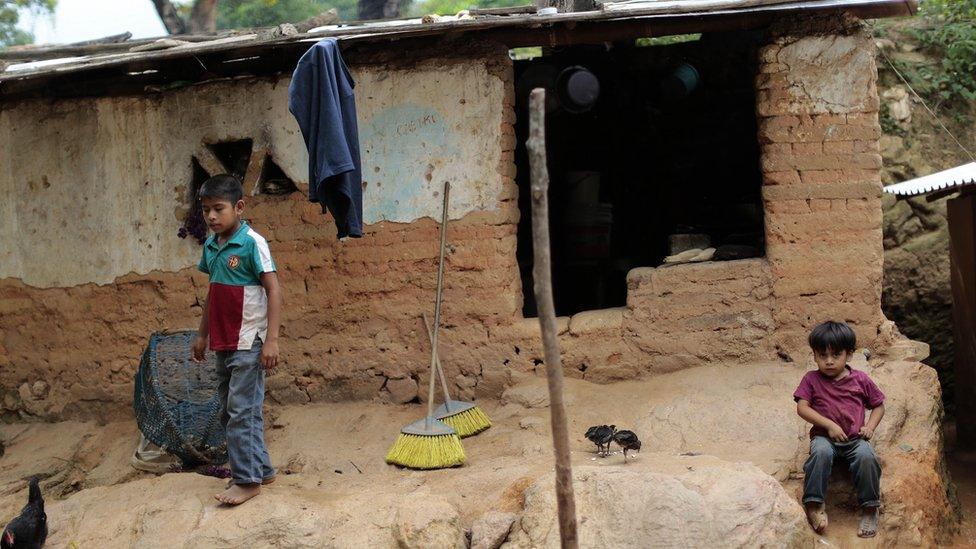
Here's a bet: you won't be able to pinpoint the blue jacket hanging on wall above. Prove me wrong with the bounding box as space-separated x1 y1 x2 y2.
288 38 363 239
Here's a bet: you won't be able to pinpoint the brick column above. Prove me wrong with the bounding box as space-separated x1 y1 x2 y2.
756 17 886 356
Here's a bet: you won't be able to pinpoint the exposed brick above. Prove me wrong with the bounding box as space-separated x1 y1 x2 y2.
764 142 792 155
499 160 517 179
823 141 855 154
799 170 846 185
799 169 881 185
763 181 881 201
853 139 881 153
756 88 797 118
500 131 516 152
501 107 516 125
764 199 811 214
0 37 892 422
755 72 790 90
759 62 789 74
760 151 794 173
792 142 822 156
847 197 877 210
757 115 801 143
810 199 831 212
762 171 801 186
788 152 882 171
845 112 881 128
759 114 856 143
759 45 780 65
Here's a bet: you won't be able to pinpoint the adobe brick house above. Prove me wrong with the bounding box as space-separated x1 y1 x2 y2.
0 0 913 420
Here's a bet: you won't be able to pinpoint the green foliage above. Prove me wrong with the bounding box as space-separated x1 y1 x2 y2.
878 102 905 136
920 0 976 21
634 34 701 47
215 0 357 27
510 46 541 60
409 0 522 17
0 0 55 47
910 0 976 107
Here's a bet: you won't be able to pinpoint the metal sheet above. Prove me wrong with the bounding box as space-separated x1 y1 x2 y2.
883 161 976 197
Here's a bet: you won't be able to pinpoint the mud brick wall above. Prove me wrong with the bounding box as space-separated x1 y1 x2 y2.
755 16 887 358
0 45 523 421
0 19 892 420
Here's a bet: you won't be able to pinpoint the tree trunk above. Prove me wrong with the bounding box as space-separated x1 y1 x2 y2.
357 0 401 20
150 0 187 35
545 0 595 12
527 87 580 549
189 0 219 33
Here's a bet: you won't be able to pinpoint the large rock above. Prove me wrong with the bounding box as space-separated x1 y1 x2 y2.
503 458 815 548
386 377 419 404
875 24 966 422
44 475 340 548
393 492 466 549
626 361 952 546
0 359 950 547
881 193 953 410
471 511 516 549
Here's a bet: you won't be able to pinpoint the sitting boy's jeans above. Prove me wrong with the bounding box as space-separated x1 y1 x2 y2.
803 436 881 508
216 338 275 485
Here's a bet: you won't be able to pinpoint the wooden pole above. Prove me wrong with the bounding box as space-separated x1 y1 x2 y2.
527 87 579 549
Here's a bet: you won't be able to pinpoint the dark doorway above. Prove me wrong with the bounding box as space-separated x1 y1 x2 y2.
513 32 766 317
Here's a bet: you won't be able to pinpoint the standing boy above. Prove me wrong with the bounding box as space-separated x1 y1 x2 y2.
794 321 885 538
191 174 281 505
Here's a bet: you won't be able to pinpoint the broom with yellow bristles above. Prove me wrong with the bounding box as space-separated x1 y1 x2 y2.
421 312 492 438
385 181 465 469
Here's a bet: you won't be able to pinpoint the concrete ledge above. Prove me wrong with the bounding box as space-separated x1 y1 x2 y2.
568 307 625 337
763 181 882 201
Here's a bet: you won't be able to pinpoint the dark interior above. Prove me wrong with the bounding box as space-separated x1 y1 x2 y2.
513 31 766 317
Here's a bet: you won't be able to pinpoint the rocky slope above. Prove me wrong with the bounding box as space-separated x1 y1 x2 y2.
876 18 976 413
0 357 953 547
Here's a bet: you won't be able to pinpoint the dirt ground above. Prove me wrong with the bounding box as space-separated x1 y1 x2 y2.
0 361 955 547
944 422 976 548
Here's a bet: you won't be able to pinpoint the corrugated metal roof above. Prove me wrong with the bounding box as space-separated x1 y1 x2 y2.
0 0 916 102
883 162 976 197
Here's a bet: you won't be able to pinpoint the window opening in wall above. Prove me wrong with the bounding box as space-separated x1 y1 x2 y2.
207 139 253 178
179 139 300 244
203 138 299 197
513 31 766 318
260 155 299 195
178 157 212 244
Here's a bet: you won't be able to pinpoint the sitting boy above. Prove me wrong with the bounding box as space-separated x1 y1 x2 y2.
794 321 885 538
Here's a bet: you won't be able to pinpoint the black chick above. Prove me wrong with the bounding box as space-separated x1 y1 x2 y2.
613 430 642 461
585 425 616 457
2 477 47 549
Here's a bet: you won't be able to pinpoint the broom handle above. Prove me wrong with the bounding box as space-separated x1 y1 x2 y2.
422 312 454 409
426 181 450 428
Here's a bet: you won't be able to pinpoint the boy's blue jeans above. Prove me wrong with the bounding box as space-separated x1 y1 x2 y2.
803 436 881 508
216 338 275 485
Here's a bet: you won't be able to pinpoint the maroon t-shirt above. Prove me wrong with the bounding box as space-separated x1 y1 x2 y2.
793 366 885 439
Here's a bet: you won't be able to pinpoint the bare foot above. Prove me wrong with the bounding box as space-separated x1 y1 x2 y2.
215 483 260 505
805 503 828 534
858 506 879 538
226 476 276 489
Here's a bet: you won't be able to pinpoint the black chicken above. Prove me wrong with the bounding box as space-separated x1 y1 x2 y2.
584 426 599 453
585 425 616 457
2 477 47 549
613 430 642 461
